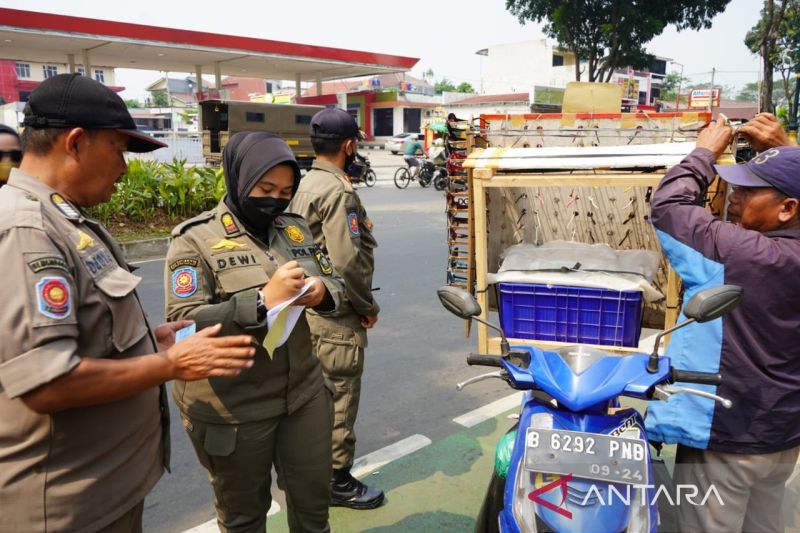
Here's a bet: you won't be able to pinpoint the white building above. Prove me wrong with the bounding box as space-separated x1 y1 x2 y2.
478 39 578 95
477 39 669 108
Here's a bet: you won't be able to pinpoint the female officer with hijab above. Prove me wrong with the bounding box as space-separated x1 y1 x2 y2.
165 132 342 533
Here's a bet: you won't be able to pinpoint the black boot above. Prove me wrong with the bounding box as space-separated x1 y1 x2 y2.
330 468 385 510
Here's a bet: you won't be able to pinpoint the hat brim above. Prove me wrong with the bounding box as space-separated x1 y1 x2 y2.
714 163 773 188
310 130 365 142
118 129 168 153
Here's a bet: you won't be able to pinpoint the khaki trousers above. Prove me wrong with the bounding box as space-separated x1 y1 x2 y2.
183 389 333 533
308 316 366 471
673 444 800 533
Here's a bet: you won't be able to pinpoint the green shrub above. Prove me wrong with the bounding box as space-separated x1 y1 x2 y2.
90 158 227 224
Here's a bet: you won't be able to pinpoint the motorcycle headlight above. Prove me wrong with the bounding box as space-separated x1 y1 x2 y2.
512 468 539 532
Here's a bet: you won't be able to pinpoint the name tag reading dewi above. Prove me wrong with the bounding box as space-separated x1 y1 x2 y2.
216 254 259 270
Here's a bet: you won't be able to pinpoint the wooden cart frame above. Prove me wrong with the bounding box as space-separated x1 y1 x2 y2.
466 166 683 355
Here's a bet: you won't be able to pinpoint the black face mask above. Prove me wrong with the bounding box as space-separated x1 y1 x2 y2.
240 196 290 233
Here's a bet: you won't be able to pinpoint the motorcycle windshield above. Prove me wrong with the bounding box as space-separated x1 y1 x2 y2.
504 346 670 412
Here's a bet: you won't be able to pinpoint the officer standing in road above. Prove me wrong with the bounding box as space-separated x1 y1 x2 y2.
289 108 384 509
0 74 255 532
165 132 343 532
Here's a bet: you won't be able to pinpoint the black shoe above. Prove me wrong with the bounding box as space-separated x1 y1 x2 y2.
330 468 385 510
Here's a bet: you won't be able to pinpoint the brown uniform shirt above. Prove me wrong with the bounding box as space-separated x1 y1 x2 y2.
165 200 344 424
0 169 167 532
289 160 379 335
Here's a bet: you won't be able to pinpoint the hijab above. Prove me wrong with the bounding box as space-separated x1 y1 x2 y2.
222 131 301 236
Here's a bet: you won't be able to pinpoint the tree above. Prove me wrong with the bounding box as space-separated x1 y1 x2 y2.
506 0 731 82
422 68 435 82
124 98 142 108
456 82 475 93
735 78 796 106
660 70 692 104
434 78 457 95
745 0 798 114
150 91 170 108
736 82 759 102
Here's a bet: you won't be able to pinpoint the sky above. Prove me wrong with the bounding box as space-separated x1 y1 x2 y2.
6 0 762 101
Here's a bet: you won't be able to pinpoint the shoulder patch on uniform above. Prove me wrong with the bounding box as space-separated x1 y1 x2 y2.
36 276 72 320
28 256 69 274
315 250 333 276
171 266 198 298
171 211 215 237
168 258 199 271
50 193 81 219
347 211 360 237
220 212 239 235
284 225 305 244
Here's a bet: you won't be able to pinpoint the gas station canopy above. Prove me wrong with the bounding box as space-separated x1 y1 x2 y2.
0 8 419 82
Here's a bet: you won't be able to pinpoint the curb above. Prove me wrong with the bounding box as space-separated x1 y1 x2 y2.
120 237 171 262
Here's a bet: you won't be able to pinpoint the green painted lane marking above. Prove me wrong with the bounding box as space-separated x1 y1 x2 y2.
269 409 516 532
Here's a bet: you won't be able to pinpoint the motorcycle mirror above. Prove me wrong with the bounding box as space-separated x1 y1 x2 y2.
437 286 481 319
647 284 743 373
437 286 511 356
682 285 743 323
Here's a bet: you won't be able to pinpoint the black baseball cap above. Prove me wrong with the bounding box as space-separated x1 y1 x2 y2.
309 108 364 141
23 74 166 153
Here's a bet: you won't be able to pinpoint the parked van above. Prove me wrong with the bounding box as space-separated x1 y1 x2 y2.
200 100 325 168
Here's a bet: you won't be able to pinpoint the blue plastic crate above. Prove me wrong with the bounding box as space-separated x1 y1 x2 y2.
497 283 644 347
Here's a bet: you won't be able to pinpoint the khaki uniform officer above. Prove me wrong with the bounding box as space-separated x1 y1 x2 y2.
289 108 383 509
0 74 254 533
165 132 343 533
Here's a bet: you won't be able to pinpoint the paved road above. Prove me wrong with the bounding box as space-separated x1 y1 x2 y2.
140 151 510 532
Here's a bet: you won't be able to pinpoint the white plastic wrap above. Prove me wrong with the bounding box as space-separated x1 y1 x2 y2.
488 242 664 303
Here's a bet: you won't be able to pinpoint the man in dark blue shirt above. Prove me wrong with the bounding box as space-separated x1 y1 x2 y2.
646 119 800 532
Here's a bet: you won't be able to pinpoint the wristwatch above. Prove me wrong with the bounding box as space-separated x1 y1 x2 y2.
256 290 267 321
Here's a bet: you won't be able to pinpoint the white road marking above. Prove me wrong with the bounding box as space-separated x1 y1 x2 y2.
179 392 524 531
351 434 432 479
180 502 281 533
453 392 524 428
129 257 167 265
179 434 431 532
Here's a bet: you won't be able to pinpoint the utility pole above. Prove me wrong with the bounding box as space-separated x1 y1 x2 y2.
707 67 716 115
670 61 684 110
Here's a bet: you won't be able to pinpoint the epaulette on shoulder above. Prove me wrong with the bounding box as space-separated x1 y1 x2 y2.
0 190 45 231
171 210 215 237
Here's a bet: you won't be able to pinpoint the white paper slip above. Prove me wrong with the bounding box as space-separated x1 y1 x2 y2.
262 280 312 358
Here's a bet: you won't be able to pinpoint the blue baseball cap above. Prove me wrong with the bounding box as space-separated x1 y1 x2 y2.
714 146 800 199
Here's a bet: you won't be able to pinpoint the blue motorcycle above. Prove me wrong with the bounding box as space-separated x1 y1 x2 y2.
437 285 742 533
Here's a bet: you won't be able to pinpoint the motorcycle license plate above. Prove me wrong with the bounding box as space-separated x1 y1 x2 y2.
524 428 649 485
